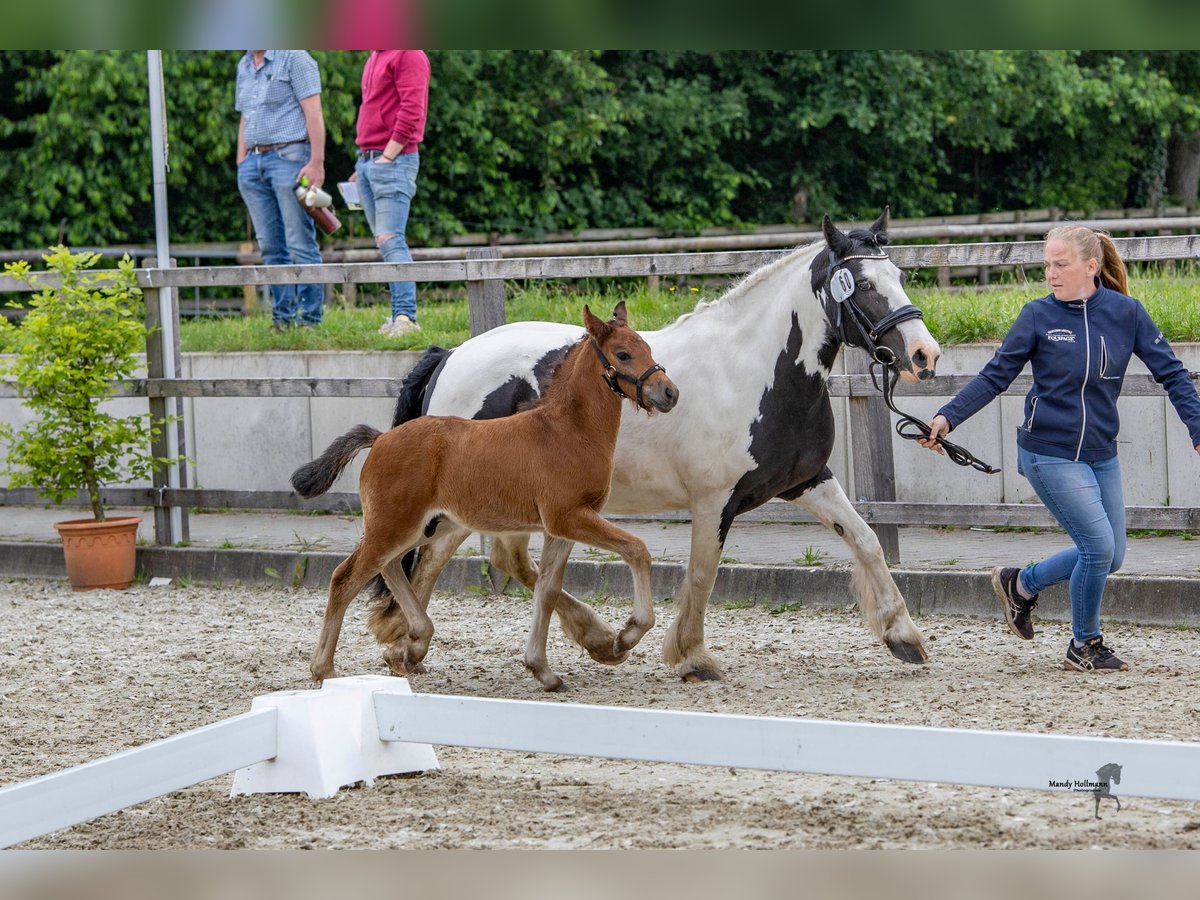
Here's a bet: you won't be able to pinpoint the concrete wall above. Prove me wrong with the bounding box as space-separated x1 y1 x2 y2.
3 345 1199 507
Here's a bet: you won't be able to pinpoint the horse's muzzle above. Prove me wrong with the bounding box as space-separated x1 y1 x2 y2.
642 374 679 413
900 337 941 383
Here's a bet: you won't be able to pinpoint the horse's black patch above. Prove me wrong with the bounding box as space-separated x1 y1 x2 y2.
718 315 836 543
475 375 540 420
473 344 572 420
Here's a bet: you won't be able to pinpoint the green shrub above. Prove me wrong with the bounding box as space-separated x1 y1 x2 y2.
0 247 177 520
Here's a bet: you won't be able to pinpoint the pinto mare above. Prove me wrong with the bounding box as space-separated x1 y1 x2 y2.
381 209 942 681
291 303 678 690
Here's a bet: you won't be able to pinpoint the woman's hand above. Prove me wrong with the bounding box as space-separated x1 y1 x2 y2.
919 415 951 455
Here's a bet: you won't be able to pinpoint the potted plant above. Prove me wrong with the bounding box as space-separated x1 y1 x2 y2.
0 247 176 590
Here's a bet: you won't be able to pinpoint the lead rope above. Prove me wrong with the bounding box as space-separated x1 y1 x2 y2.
869 359 1001 475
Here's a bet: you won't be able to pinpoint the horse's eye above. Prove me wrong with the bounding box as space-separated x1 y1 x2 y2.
857 280 874 292
616 351 633 362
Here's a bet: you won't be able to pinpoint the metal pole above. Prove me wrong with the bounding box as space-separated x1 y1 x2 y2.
147 51 183 544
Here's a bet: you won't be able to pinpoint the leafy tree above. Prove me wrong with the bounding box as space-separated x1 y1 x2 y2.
1 51 1198 252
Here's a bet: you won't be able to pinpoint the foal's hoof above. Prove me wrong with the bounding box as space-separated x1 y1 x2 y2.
383 648 428 676
681 667 723 683
525 662 566 692
886 639 929 664
586 644 630 666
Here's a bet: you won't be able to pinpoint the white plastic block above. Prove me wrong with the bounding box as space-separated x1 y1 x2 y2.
230 675 439 800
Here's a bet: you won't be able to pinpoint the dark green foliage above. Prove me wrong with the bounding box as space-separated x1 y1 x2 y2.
0 51 1198 249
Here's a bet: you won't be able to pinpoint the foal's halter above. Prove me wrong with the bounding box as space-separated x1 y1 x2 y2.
591 338 665 409
823 245 1000 475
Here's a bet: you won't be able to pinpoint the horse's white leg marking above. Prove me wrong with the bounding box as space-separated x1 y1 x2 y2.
523 536 574 692
790 477 928 662
661 498 726 681
491 533 625 664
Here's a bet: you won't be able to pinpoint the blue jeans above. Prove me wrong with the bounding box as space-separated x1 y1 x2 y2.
1017 447 1126 642
237 143 325 326
355 152 419 321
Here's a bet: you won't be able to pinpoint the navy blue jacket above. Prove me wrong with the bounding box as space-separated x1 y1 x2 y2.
939 286 1200 462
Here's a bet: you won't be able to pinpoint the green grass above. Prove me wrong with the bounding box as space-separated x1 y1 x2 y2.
172 273 1200 354
909 274 1200 345
176 283 698 354
6 273 1196 356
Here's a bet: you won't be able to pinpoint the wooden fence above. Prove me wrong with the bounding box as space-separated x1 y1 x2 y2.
2 232 1199 561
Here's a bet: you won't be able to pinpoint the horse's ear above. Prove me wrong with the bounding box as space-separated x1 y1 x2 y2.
583 304 610 339
821 214 853 258
609 300 628 327
869 206 890 239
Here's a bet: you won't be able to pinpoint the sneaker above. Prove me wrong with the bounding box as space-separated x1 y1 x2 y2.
379 315 421 337
1064 636 1129 672
991 566 1038 640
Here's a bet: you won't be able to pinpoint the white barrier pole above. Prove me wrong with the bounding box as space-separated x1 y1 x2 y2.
0 709 276 849
373 692 1200 803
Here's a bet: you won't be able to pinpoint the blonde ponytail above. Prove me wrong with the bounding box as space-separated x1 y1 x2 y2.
1093 231 1128 295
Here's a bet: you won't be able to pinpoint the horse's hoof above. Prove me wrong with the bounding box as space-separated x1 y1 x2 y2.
886 639 929 664
681 667 723 683
544 678 567 693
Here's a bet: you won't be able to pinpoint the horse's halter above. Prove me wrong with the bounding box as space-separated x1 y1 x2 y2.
823 245 924 366
823 241 1001 476
591 337 665 409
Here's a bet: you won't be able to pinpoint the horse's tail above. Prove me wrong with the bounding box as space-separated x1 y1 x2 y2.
291 424 382 498
392 346 450 428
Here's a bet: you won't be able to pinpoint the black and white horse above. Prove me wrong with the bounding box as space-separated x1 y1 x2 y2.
376 209 941 681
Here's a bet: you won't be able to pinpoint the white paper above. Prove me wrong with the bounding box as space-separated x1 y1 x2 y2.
337 181 362 210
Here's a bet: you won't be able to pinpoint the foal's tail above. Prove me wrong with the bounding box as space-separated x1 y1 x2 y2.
291 424 382 498
392 346 450 428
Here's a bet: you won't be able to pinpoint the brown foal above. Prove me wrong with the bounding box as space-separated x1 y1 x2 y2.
291 303 679 691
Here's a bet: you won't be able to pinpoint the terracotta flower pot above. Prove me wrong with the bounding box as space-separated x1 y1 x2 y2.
53 516 141 591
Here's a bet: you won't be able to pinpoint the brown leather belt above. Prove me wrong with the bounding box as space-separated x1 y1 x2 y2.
248 139 309 154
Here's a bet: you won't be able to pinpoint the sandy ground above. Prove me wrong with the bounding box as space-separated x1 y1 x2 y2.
3 576 1200 849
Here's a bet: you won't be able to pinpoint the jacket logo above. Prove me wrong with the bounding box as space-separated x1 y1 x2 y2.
1046 328 1076 343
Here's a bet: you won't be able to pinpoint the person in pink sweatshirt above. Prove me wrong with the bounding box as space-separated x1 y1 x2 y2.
350 50 430 337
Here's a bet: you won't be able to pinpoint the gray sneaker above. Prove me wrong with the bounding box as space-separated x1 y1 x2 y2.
991 566 1038 640
1064 637 1129 672
380 314 421 337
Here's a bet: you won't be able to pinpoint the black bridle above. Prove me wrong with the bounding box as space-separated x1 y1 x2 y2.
591 338 665 409
823 247 1000 475
824 248 926 366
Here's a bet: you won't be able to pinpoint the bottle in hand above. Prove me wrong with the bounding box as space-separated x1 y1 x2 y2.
294 176 341 235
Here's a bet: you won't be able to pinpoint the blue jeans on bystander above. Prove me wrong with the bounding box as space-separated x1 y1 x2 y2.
237 143 325 326
355 151 419 322
1016 447 1126 643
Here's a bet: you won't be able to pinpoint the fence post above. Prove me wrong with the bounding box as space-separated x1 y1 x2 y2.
239 241 259 314
141 257 190 546
845 348 900 564
466 247 506 336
